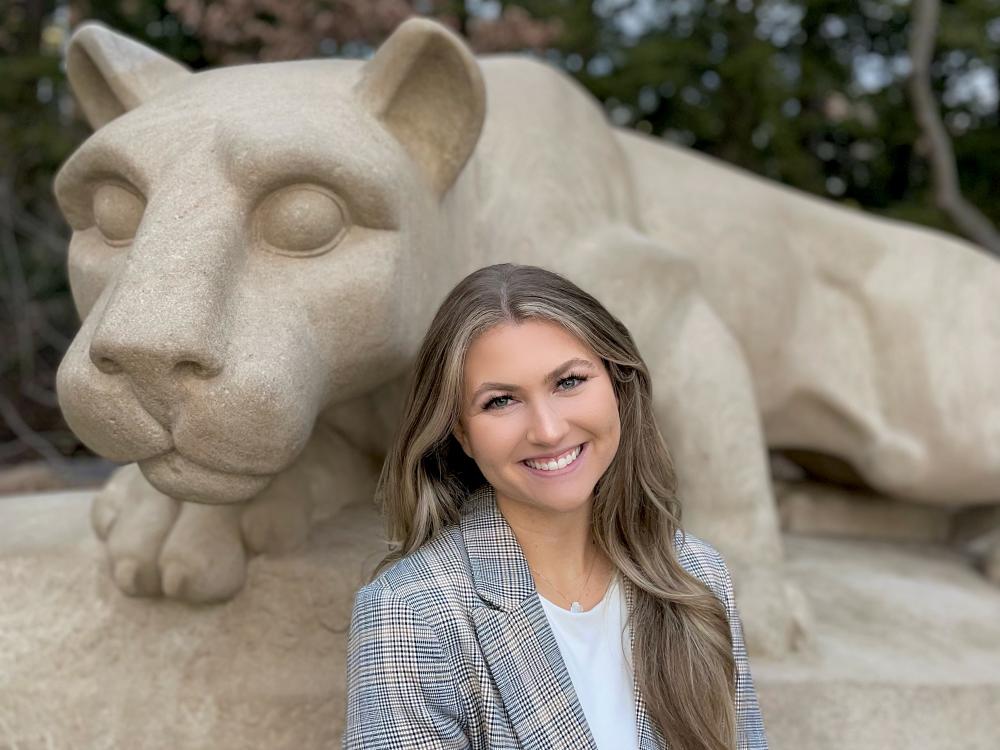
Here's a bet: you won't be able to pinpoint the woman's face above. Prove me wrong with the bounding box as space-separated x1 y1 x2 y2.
453 319 621 518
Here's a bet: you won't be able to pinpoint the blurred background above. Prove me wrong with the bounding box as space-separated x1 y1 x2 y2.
1 0 998 494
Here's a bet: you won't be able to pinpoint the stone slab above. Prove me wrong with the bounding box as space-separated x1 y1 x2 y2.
775 479 955 543
754 535 1000 750
0 490 380 750
2 490 998 749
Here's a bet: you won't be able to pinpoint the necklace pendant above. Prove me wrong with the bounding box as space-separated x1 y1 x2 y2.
570 601 582 613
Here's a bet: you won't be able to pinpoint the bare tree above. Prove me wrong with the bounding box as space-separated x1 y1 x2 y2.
907 0 1000 256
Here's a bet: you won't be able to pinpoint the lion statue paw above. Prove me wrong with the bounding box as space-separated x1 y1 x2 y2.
730 563 814 659
92 463 312 603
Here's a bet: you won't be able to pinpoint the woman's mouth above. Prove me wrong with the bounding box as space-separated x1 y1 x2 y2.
521 443 586 476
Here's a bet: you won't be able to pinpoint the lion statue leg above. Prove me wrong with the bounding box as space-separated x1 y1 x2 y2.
566 228 812 657
647 292 812 657
91 423 379 603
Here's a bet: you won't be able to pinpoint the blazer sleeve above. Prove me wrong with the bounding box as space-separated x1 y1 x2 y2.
343 583 471 750
713 551 770 750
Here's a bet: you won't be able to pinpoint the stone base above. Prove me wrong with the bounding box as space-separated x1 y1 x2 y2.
755 535 1000 750
1 490 998 749
775 479 955 543
0 489 381 750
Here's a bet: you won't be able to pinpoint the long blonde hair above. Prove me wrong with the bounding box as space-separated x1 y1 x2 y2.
374 263 737 749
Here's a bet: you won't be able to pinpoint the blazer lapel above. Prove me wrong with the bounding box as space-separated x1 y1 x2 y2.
473 599 596 749
460 484 664 750
462 484 596 749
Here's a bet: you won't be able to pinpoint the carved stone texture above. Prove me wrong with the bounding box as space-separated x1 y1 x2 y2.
0 490 381 750
52 18 1000 661
3 489 999 750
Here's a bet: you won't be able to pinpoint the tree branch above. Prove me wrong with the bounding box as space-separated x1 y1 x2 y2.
907 0 1000 256
0 393 69 468
0 177 38 381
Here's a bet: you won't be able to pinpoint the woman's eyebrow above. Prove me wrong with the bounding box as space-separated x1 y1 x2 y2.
471 358 597 401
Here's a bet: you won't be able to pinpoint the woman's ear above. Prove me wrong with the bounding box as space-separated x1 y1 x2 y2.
452 423 471 458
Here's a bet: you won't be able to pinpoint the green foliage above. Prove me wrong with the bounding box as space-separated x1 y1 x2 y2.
510 0 999 231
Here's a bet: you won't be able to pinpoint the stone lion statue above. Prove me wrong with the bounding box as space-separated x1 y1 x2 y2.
54 16 1000 657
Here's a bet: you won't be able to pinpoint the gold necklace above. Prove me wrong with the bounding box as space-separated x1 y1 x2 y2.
530 541 599 613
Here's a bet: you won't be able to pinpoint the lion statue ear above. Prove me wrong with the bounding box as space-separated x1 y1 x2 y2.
355 18 486 196
66 21 191 129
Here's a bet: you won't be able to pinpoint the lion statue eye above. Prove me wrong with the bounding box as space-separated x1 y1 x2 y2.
93 182 145 245
256 185 348 257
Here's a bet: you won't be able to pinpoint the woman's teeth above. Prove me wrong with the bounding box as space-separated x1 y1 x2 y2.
524 444 582 471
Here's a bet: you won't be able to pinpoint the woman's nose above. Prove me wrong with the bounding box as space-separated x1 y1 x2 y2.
525 399 570 445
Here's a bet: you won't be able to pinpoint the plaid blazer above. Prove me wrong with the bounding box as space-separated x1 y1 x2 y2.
343 484 768 749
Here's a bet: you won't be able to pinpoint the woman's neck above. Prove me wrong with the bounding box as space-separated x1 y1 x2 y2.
495 491 614 598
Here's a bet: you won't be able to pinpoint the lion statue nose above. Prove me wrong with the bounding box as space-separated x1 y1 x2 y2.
86 266 228 387
89 333 223 382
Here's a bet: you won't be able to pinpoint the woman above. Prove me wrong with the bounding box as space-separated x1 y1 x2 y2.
343 263 768 750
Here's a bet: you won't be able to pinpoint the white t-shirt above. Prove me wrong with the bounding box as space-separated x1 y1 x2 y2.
538 572 640 750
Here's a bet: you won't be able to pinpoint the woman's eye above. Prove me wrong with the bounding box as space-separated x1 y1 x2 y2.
256 184 348 257
484 395 511 411
557 373 590 390
93 182 145 245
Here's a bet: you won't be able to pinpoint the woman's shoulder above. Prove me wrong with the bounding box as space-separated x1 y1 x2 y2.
352 522 474 627
672 528 732 597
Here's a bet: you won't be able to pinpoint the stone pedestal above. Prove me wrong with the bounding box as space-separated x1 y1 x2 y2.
755 535 1000 749
2 490 998 749
0 490 379 750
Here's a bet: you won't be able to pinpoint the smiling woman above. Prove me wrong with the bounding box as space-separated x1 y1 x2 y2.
344 263 768 750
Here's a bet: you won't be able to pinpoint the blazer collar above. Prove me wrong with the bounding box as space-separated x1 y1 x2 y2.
459 483 666 750
460 483 535 611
